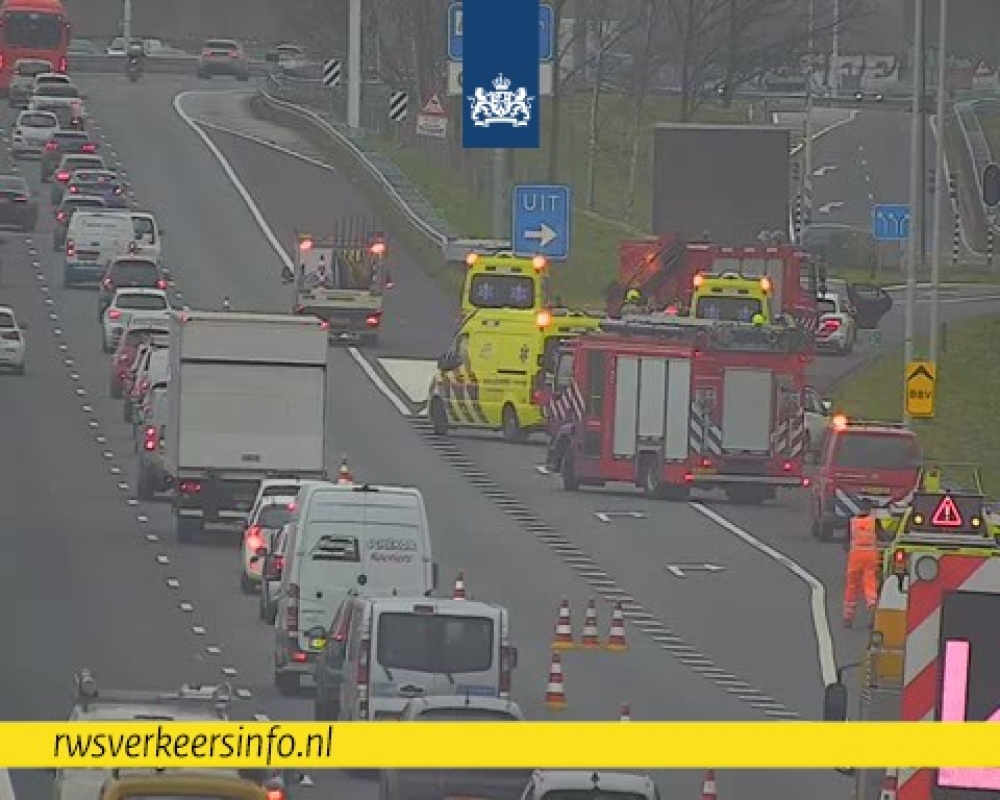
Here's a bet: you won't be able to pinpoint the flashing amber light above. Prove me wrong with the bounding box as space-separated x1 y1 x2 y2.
532 256 546 270
760 276 772 292
831 414 848 430
972 516 983 529
892 550 908 574
465 253 479 266
536 309 552 328
693 274 705 288
298 237 313 252
913 513 925 526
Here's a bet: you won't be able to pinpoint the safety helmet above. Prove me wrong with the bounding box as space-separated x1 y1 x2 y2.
752 313 765 326
625 288 641 303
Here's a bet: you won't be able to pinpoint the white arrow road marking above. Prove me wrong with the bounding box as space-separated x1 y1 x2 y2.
595 511 647 523
817 201 845 214
812 165 838 177
665 563 725 578
525 222 557 246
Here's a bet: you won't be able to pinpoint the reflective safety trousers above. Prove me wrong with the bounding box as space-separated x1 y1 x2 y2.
844 550 879 621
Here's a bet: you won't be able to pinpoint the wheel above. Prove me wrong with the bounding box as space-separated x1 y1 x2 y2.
176 515 202 543
240 570 256 595
430 398 448 436
53 238 61 252
122 400 133 423
102 337 112 354
258 590 270 622
501 403 525 443
136 465 154 501
561 449 580 492
110 375 122 399
726 485 771 505
640 456 666 499
274 669 299 695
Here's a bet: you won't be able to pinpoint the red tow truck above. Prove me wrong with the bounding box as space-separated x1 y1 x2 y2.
607 234 821 335
543 315 811 504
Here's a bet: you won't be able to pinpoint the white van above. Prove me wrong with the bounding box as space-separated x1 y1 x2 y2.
131 211 163 264
271 483 437 693
313 596 517 720
63 211 136 287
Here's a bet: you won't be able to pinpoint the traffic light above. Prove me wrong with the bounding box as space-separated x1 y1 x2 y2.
983 163 1000 208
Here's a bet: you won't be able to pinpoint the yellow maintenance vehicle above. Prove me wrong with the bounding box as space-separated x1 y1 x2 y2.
429 306 600 441
462 250 551 318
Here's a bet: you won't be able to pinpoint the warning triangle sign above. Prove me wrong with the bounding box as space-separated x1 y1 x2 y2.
422 93 446 115
974 59 993 78
931 495 964 527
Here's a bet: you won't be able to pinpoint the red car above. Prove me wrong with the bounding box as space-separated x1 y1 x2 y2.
109 323 167 399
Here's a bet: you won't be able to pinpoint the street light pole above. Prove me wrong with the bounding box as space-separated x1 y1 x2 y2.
122 0 132 42
831 0 840 98
347 0 362 130
904 0 925 424
802 0 815 233
929 0 948 364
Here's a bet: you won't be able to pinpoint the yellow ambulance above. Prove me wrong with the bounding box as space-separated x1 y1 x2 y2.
461 251 551 318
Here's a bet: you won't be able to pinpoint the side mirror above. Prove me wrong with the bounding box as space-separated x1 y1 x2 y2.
431 562 439 592
281 265 294 284
18 321 27 330
821 400 833 414
508 646 519 669
822 681 849 721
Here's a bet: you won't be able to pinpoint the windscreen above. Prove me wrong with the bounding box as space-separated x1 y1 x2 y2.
833 434 919 470
16 60 51 75
306 530 360 562
133 216 156 240
256 505 292 530
206 40 238 50
694 295 762 322
116 294 167 310
542 793 647 800
3 11 64 49
65 198 106 211
66 157 104 171
817 299 837 315
38 84 78 98
112 262 159 282
54 132 87 145
0 311 15 328
415 709 517 721
21 112 55 127
376 613 494 673
468 274 534 309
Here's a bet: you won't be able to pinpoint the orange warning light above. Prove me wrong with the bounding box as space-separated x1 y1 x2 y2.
831 414 848 430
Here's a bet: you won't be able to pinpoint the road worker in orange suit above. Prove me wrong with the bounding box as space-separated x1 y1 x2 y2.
844 498 880 629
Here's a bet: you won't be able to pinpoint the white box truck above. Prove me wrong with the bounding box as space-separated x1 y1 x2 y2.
166 311 330 542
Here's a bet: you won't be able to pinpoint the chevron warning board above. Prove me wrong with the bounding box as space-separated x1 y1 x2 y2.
389 91 409 122
322 59 342 86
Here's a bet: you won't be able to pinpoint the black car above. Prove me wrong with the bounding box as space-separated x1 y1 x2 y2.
50 153 106 204
40 130 98 182
97 257 167 321
0 175 37 232
53 193 106 250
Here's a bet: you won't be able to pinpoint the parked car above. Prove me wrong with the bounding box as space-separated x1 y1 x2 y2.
0 175 37 231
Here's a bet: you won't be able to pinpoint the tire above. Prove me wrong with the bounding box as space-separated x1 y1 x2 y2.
640 456 666 499
110 376 122 399
501 403 525 443
176 514 201 543
430 398 448 436
240 570 256 595
102 337 112 354
274 669 299 695
136 465 154 501
123 400 133 423
561 449 580 492
258 590 270 622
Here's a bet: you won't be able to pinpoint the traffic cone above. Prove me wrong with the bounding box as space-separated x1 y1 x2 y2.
581 598 600 648
605 601 628 651
879 768 898 800
701 769 717 800
336 456 353 484
452 570 467 600
619 703 631 721
551 598 575 650
544 652 567 710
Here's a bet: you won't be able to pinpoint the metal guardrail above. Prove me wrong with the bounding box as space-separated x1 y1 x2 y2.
68 53 269 76
956 100 995 251
258 73 458 253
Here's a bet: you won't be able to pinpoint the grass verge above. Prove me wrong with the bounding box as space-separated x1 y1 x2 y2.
833 314 1000 493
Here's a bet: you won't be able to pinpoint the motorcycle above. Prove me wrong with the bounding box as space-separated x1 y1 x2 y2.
126 56 143 83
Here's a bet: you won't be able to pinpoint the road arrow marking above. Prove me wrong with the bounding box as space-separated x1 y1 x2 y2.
525 223 557 247
595 511 646 523
818 201 845 214
665 563 725 578
812 165 838 177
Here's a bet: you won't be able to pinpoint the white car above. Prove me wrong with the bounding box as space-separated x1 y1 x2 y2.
803 386 832 458
240 495 295 594
0 306 27 374
814 289 857 355
101 288 171 353
11 109 57 158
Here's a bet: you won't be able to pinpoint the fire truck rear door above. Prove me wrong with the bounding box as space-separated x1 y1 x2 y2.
613 356 690 460
722 368 773 452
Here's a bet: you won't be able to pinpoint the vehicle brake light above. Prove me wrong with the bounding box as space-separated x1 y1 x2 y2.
68 185 78 193
102 278 113 289
369 241 386 256
298 236 313 252
536 309 552 328
230 50 240 58
831 414 848 430
246 525 264 550
178 480 201 494
12 195 26 203
267 789 284 800
56 211 66 221
45 141 58 151
782 461 793 471
892 549 908 575
81 143 96 152
108 309 122 320
357 636 371 719
365 313 380 327
319 320 330 330
819 318 842 333
56 171 69 182
143 425 157 451
58 56 67 73
157 279 167 289
66 239 75 256
699 457 712 468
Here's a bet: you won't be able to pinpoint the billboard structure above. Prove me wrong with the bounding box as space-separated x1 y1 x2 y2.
651 124 790 245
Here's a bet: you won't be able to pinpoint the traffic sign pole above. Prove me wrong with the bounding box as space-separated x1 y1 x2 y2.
347 0 361 129
929 0 948 366
904 0 925 424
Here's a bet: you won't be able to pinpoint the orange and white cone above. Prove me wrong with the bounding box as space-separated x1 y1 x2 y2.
619 703 631 722
453 570 467 600
879 768 898 800
336 456 353 484
701 769 717 800
581 598 600 648
544 652 567 710
605 601 628 651
551 598 575 650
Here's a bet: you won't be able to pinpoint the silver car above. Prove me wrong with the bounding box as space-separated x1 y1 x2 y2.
11 110 58 158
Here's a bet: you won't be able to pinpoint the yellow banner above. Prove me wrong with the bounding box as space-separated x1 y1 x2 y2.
5 722 1000 768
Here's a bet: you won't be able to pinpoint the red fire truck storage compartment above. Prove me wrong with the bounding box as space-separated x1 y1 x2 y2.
721 368 773 453
610 355 692 466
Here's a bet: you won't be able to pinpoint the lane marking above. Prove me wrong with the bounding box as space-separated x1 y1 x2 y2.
688 502 836 687
172 90 409 417
0 770 14 800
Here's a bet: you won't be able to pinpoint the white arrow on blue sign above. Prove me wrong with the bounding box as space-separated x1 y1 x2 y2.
448 2 554 62
512 184 571 260
872 203 910 241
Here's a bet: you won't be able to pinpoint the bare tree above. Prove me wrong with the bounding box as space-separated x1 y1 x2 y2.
625 0 660 217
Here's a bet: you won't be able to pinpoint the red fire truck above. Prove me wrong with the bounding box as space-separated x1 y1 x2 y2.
608 235 821 335
543 316 810 504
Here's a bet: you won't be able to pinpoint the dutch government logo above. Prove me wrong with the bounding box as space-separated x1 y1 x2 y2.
468 74 533 128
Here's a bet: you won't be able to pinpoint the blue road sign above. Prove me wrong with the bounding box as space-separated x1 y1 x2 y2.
512 184 571 260
872 203 911 241
448 2 554 62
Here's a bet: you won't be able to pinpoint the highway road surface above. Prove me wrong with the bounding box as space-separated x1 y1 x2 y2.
2 74 999 800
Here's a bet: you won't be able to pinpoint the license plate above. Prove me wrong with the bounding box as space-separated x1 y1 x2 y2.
862 486 890 495
694 467 717 475
310 637 327 650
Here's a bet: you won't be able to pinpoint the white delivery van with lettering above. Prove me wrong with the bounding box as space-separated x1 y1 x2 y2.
270 482 437 692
